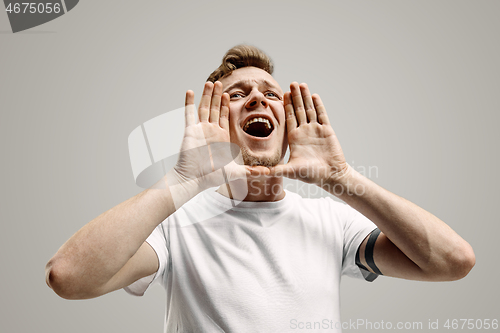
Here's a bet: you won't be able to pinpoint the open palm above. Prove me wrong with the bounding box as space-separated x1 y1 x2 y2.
173 82 251 191
271 83 349 186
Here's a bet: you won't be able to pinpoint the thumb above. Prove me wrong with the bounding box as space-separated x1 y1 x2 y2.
269 164 296 179
247 166 271 177
222 162 251 182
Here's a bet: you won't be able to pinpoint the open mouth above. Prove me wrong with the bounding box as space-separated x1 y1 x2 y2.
242 117 274 138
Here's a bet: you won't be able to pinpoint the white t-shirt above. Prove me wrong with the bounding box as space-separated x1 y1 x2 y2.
125 189 378 332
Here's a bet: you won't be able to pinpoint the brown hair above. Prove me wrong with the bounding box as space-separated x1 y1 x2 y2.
207 45 274 82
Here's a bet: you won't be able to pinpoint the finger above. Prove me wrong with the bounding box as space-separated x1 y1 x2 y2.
312 94 330 125
300 83 317 123
219 92 230 131
209 81 223 123
284 92 297 130
248 166 271 176
199 82 214 122
185 90 196 127
290 82 307 125
269 164 296 179
222 163 252 182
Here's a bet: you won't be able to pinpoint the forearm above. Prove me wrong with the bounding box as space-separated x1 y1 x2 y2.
46 170 199 296
46 83 242 298
272 81 474 279
327 166 475 278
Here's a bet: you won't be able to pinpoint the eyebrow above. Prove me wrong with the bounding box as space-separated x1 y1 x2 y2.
223 79 282 94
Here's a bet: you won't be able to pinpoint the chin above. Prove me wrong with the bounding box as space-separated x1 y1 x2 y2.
241 147 282 167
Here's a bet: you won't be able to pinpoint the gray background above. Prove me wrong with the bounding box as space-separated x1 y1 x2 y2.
1 0 499 332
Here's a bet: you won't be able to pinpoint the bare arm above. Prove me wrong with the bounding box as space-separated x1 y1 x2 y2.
45 82 255 299
338 168 475 281
45 181 181 299
271 82 475 281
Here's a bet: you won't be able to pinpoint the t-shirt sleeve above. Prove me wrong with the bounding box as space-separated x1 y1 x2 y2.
123 222 169 296
340 204 379 282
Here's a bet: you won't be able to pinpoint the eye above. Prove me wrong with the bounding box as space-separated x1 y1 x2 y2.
230 92 245 99
265 91 281 100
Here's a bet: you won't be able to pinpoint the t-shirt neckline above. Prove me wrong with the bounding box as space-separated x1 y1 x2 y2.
206 188 292 211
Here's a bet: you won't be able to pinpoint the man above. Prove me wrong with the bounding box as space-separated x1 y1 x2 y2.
45 45 475 332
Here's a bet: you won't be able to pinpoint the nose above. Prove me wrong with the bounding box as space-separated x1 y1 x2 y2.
245 90 268 109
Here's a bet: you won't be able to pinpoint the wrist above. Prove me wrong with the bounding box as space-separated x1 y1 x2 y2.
320 164 362 198
164 169 205 210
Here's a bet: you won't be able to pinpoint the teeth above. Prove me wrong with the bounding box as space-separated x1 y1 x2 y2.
243 117 272 131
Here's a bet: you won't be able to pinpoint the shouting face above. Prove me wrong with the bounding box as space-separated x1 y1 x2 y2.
219 67 287 167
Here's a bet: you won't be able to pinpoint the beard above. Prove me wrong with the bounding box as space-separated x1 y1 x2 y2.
240 146 283 167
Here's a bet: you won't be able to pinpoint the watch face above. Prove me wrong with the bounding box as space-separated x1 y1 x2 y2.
4 0 79 33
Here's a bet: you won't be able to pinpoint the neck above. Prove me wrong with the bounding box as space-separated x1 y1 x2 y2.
217 174 285 202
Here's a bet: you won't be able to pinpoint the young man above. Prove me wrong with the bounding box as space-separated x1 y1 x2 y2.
46 45 475 332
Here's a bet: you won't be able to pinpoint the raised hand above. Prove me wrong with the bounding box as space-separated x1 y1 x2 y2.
172 81 251 193
270 82 350 187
